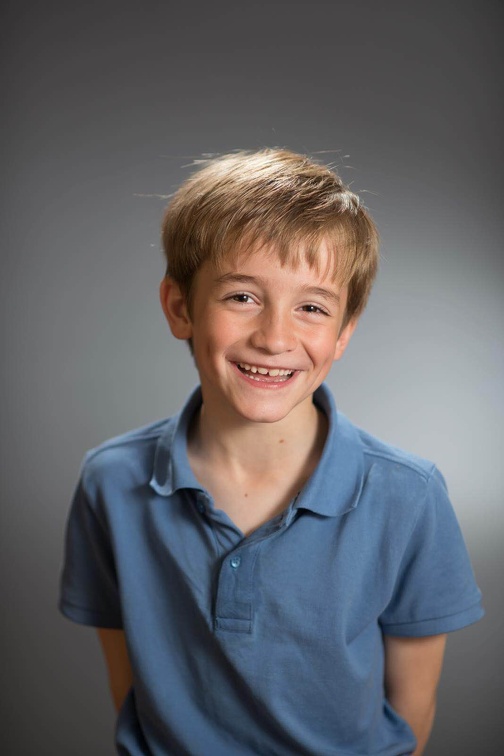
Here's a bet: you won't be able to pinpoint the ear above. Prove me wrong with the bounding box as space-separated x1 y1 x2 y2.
334 318 358 362
159 277 193 340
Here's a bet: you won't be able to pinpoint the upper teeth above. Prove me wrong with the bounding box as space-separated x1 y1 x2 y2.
238 363 293 377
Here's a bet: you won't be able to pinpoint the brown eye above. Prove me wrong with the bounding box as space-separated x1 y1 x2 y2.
227 293 255 304
301 304 328 315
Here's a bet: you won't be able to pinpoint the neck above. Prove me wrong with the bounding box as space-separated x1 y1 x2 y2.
188 395 327 480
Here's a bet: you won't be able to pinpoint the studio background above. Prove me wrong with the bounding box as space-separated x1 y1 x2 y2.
2 1 503 753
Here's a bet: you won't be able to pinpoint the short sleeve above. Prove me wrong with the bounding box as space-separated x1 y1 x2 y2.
58 455 123 629
379 467 484 636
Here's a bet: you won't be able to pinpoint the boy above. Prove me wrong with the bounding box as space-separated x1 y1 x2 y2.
59 149 484 755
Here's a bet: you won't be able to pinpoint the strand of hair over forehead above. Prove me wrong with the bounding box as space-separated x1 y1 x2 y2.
163 149 378 315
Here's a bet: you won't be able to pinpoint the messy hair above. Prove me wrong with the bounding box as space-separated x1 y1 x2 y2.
161 148 379 323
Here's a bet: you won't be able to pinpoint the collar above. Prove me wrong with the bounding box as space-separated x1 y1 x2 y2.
150 383 364 518
149 386 204 496
297 384 364 517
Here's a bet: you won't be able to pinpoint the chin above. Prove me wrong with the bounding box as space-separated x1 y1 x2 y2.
243 411 287 424
233 399 295 425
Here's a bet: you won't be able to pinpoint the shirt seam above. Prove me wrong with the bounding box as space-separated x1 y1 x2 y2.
60 596 120 619
84 424 169 465
380 598 482 628
362 448 435 481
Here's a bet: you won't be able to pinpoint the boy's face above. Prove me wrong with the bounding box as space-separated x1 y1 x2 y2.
162 240 357 426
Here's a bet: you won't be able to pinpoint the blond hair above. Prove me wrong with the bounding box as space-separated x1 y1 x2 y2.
161 149 379 323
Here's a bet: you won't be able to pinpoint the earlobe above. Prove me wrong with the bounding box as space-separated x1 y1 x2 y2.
159 277 193 340
334 318 358 361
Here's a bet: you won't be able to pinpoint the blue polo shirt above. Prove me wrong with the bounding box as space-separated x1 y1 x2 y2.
59 384 483 755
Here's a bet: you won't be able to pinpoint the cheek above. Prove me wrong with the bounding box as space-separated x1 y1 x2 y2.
197 312 243 352
308 330 339 360
216 310 249 337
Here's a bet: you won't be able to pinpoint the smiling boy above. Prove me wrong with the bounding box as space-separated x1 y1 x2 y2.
59 149 483 755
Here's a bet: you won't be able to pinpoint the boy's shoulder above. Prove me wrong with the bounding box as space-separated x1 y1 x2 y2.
85 415 173 460
78 388 202 500
351 421 437 483
330 415 452 533
79 415 176 492
316 384 441 490
330 406 448 516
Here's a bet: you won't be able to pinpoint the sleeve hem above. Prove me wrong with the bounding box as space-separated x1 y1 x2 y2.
381 600 484 637
59 597 123 629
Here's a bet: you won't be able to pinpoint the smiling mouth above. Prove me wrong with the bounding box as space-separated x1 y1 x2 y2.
235 362 295 381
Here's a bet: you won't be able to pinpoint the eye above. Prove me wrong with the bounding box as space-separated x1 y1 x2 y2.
300 304 330 316
227 293 255 304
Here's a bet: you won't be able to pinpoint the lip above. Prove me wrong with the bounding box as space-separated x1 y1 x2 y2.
230 361 299 389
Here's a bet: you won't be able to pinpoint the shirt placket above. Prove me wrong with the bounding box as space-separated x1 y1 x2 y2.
212 509 297 635
213 543 259 634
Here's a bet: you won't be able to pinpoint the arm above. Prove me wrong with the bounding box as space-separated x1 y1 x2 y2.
97 628 134 713
383 633 447 756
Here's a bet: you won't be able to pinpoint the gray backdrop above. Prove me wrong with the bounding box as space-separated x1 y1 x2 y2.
2 0 503 753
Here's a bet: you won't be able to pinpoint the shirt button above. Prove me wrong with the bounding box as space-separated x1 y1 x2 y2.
196 500 205 514
230 555 241 569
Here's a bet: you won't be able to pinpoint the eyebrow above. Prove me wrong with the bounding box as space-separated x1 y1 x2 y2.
214 273 341 306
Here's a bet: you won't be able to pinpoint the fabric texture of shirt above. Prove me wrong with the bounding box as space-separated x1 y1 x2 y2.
59 384 484 755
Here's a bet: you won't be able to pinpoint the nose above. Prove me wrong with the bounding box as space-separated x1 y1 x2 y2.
249 308 297 354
